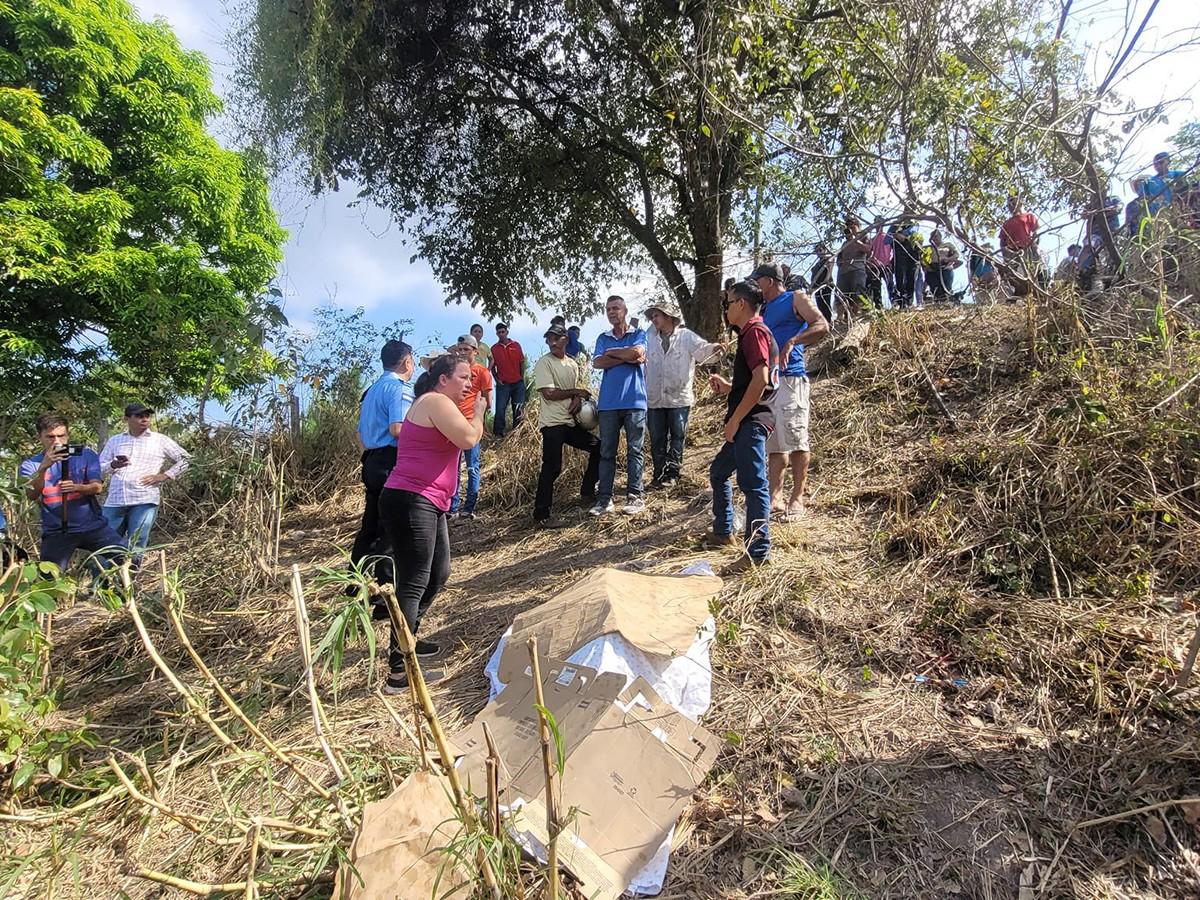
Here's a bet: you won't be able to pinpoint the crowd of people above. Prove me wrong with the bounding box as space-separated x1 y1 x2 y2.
7 152 1194 693
342 266 829 691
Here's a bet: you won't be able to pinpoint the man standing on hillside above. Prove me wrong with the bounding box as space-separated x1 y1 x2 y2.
999 196 1041 298
470 323 492 369
591 295 648 517
98 403 190 568
21 414 127 575
449 335 493 519
1138 151 1187 216
752 262 829 521
704 281 778 575
532 324 599 528
351 340 415 584
642 297 723 489
490 323 525 437
867 215 894 310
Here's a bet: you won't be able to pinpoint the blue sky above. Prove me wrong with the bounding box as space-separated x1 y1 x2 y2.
136 0 1198 369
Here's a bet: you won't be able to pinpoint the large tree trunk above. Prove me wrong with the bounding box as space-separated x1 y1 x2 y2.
688 244 726 340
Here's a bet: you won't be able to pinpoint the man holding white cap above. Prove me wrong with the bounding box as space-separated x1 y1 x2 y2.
642 296 723 488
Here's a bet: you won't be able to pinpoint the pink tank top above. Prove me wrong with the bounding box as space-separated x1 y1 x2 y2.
384 419 461 512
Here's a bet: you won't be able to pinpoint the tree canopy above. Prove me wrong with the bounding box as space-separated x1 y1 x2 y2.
238 0 1086 337
0 0 286 436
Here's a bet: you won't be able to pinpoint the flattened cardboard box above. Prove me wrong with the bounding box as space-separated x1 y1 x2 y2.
495 567 722 686
456 660 721 899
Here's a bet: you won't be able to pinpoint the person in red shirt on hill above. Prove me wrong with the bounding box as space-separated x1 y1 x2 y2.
490 323 526 437
999 196 1041 299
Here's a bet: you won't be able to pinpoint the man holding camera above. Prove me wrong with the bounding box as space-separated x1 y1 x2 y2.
99 403 190 567
19 414 127 574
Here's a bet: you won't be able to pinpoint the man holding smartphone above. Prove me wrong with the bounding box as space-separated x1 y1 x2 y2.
19 413 127 574
99 403 190 568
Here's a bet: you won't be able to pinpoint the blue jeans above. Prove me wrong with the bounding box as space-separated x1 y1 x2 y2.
103 503 159 564
647 407 690 482
450 442 482 514
40 523 128 574
709 420 771 562
494 381 526 437
597 409 646 503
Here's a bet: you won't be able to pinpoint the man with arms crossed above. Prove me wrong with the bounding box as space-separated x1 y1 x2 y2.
591 295 648 517
751 262 829 520
99 403 190 568
532 324 599 528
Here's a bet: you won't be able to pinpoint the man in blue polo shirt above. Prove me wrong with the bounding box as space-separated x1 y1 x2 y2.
351 340 415 585
19 413 126 575
591 294 649 517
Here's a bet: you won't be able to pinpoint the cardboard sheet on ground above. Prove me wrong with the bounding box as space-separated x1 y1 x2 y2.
481 564 722 895
456 661 721 900
334 769 469 900
496 567 722 687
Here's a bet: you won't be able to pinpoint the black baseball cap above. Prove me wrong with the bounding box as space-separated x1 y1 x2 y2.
544 324 568 338
749 262 784 282
124 402 154 417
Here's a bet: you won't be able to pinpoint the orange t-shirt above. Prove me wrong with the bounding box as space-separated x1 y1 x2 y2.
458 362 494 420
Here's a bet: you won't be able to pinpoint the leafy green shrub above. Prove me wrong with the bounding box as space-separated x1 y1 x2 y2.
0 563 95 797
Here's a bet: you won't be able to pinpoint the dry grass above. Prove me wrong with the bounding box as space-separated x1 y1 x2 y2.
4 289 1200 899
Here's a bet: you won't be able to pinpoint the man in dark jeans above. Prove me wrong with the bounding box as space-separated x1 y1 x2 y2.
351 340 415 596
19 414 126 578
531 324 599 527
703 281 778 576
490 323 526 437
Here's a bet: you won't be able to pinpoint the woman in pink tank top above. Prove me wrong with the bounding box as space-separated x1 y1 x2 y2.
379 355 486 693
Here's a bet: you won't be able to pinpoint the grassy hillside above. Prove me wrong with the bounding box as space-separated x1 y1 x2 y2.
2 294 1198 898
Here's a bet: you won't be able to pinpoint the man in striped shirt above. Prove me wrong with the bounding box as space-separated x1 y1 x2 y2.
98 403 190 567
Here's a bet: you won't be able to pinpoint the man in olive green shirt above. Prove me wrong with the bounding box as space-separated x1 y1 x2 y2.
532 324 599 528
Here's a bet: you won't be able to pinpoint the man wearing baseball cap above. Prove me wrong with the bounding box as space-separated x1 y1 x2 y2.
750 261 829 521
1138 151 1187 216
448 335 493 519
642 296 723 488
98 402 191 568
532 323 599 527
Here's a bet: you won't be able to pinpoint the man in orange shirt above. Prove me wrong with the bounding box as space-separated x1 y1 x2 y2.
448 335 493 518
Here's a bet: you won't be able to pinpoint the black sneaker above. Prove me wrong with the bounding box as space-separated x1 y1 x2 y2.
415 639 441 658
370 600 389 621
384 666 444 694
647 479 664 491
535 518 568 530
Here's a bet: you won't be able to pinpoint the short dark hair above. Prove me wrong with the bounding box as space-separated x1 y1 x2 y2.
1067 244 1081 253
723 277 736 290
415 354 467 397
35 413 68 434
730 280 764 310
496 322 510 331
381 340 413 369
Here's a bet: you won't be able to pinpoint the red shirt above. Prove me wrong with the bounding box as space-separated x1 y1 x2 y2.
458 363 493 420
491 339 524 384
999 212 1039 250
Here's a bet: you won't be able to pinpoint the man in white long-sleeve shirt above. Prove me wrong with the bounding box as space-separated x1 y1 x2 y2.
98 403 190 566
642 297 724 488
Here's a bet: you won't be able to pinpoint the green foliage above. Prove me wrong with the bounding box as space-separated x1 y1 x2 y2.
0 562 93 799
312 561 379 695
0 0 286 433
236 0 1080 338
